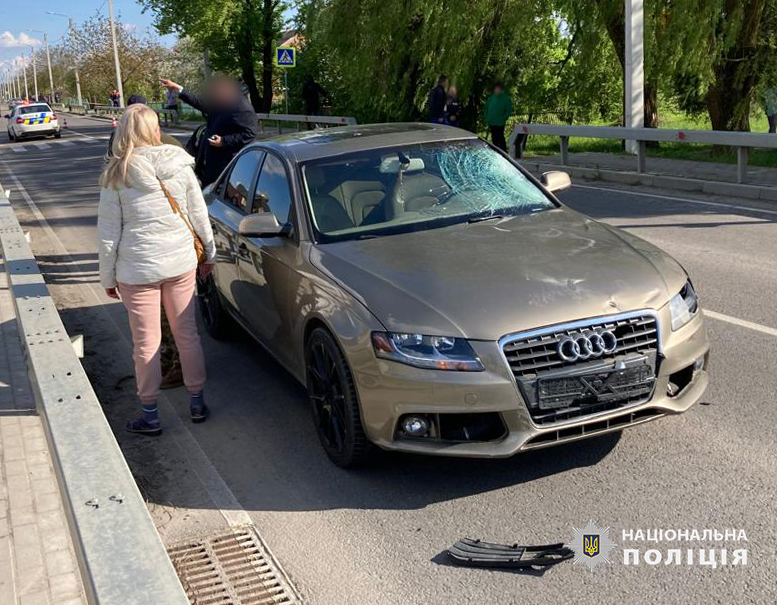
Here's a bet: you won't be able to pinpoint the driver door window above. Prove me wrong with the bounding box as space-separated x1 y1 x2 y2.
253 154 292 224
224 150 264 212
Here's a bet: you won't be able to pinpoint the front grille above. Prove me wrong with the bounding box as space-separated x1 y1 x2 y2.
502 312 659 379
501 311 660 425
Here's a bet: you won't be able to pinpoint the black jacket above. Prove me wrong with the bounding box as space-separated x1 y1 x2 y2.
428 85 447 122
446 96 462 124
179 89 257 186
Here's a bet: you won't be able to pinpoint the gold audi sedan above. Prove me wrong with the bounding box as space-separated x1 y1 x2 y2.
200 123 709 467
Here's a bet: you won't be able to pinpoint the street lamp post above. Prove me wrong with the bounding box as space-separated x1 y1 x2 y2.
30 46 39 101
30 31 55 102
106 0 125 107
46 12 83 107
21 55 29 100
625 0 644 154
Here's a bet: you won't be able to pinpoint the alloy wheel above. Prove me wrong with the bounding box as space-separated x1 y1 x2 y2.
308 341 348 454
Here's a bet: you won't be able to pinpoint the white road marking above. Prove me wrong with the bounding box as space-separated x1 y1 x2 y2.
63 130 109 142
57 140 75 146
0 158 252 529
10 146 26 153
573 183 777 217
705 310 777 338
32 142 51 149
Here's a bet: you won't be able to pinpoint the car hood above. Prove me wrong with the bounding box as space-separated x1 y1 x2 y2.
309 207 687 341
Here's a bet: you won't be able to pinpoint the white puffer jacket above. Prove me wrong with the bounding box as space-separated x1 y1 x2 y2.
98 144 216 288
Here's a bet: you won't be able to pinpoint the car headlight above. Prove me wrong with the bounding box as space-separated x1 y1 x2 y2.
669 280 699 330
371 332 484 371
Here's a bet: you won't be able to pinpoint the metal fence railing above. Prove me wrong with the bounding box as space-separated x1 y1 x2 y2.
0 181 189 605
256 113 358 134
70 104 357 133
510 123 777 184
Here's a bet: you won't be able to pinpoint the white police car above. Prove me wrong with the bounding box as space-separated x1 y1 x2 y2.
6 103 61 141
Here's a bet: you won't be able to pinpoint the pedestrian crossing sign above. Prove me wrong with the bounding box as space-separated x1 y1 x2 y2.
275 47 296 68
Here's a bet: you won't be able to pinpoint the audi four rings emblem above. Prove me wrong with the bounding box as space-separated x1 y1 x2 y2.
557 330 618 362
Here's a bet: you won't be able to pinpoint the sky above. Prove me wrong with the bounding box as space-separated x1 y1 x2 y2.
0 0 173 73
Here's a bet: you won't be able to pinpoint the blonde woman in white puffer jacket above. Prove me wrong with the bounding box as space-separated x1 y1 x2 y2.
98 104 216 436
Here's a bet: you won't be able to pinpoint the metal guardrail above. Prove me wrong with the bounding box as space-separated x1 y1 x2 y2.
0 182 188 605
257 112 357 133
92 105 125 119
510 123 777 184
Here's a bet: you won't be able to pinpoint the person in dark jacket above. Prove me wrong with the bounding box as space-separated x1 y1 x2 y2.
428 75 449 124
445 85 462 126
160 75 257 186
302 75 328 116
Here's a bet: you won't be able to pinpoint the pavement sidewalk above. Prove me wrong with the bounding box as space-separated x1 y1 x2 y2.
0 260 86 605
527 150 777 187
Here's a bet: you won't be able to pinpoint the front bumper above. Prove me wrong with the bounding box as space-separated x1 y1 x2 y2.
352 306 709 458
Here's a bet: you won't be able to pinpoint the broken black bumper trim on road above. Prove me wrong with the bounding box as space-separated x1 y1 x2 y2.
447 539 574 569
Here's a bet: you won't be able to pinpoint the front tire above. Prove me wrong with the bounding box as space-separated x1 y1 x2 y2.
196 273 233 340
54 130 62 139
7 129 14 142
306 327 372 468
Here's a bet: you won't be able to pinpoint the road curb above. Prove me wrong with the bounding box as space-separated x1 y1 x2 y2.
521 160 777 203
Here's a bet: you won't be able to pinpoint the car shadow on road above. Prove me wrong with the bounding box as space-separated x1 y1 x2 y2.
54 300 621 516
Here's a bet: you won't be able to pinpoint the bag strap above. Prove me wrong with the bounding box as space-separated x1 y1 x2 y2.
157 177 197 240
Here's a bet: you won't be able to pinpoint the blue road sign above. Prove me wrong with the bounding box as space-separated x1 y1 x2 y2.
276 47 296 68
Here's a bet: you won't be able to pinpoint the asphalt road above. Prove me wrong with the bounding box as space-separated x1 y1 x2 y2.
1 112 775 605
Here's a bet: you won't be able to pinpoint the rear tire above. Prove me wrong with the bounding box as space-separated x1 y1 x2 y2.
196 273 233 340
306 327 372 468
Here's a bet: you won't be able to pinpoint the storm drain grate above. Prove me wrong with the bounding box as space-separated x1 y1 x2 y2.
168 526 300 605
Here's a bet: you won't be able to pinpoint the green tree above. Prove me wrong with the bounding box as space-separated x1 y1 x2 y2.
140 0 287 110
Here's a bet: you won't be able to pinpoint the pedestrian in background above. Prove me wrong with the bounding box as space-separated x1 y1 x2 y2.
98 104 216 435
764 89 777 134
160 75 257 186
302 75 328 116
484 82 512 152
445 85 462 127
428 75 449 124
165 87 179 113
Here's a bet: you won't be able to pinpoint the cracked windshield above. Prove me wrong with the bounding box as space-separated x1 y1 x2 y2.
302 139 554 240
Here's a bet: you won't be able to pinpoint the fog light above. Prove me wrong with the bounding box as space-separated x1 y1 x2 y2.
693 357 704 372
401 415 430 437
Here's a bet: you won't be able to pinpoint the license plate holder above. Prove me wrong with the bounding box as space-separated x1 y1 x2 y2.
537 355 655 410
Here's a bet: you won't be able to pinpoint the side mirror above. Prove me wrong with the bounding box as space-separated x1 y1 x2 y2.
238 213 287 238
541 171 572 194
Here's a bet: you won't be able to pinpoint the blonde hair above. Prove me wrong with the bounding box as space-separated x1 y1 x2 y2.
100 104 161 189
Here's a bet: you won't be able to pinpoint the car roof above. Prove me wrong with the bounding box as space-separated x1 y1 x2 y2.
251 122 480 163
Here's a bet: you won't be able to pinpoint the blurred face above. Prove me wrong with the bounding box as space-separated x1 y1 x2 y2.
494 85 504 94
207 78 239 108
449 86 458 98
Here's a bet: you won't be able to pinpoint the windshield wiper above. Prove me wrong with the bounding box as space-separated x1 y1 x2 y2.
467 214 505 224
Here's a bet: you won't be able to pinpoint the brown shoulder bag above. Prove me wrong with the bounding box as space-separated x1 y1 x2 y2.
157 177 207 265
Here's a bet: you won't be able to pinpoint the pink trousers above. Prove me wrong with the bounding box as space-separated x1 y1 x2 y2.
119 270 206 404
